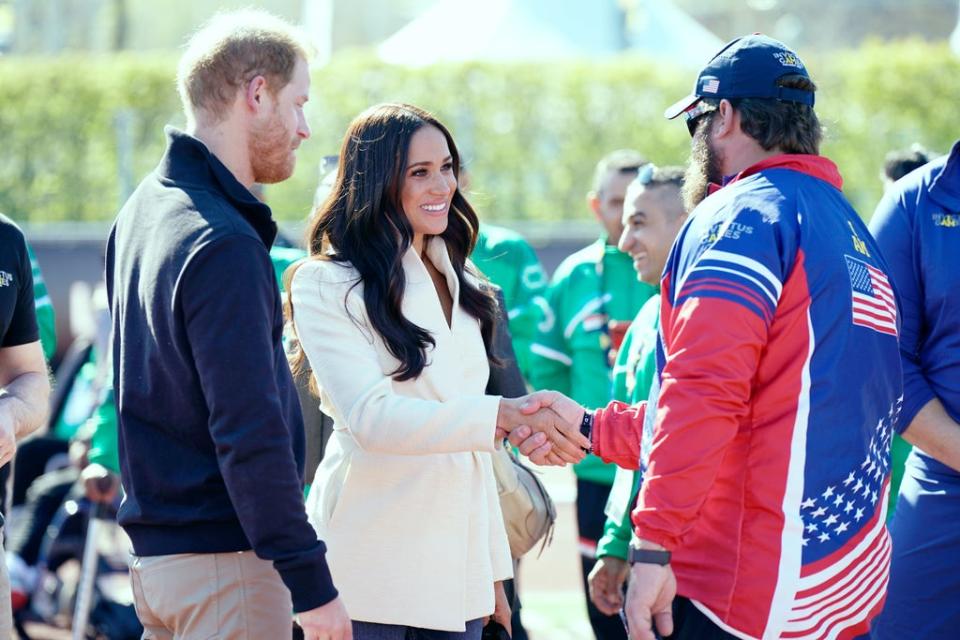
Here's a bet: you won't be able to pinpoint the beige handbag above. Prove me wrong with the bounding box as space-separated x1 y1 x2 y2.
491 442 557 558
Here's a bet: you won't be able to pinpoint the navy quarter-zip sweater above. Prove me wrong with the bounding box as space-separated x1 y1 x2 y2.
105 128 336 612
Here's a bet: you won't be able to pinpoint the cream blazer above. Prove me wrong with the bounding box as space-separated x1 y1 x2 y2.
290 238 513 631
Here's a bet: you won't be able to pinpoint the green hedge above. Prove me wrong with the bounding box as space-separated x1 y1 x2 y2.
0 40 956 224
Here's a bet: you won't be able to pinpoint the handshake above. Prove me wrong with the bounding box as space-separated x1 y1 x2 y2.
495 391 590 466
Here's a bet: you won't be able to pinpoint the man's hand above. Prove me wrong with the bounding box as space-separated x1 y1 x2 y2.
296 597 352 640
496 394 589 465
624 561 676 640
81 463 120 504
501 391 588 465
588 556 630 616
496 424 559 463
902 398 960 473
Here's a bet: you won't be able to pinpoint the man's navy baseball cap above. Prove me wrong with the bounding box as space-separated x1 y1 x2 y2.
664 34 815 120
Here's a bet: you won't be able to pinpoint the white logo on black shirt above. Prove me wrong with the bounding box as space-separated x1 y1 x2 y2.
0 271 12 287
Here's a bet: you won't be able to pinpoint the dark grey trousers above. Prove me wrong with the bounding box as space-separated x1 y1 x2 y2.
352 618 483 640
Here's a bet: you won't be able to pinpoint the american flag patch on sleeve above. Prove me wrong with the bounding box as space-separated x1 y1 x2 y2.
845 255 897 336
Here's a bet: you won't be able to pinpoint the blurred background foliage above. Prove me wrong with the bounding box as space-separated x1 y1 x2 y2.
0 38 955 224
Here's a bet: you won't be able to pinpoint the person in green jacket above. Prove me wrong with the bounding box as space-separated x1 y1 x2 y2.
583 167 688 619
529 149 655 639
472 224 547 382
80 385 123 503
25 242 56 362
454 163 549 384
271 244 307 290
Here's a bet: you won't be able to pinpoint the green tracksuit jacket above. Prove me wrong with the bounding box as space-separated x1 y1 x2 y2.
529 238 655 485
26 242 56 361
471 224 548 382
596 294 660 560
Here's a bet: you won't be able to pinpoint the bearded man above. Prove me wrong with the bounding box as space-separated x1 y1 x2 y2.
516 35 903 640
105 10 350 640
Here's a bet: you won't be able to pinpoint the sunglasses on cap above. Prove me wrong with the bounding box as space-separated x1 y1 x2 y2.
636 163 656 185
683 101 718 137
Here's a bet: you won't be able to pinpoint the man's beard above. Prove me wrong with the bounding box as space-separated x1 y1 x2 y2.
250 111 297 184
682 116 723 212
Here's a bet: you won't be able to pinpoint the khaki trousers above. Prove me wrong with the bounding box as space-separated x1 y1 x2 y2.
129 550 293 640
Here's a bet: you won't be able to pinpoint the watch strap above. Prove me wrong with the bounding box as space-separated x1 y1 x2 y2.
580 411 594 453
628 546 672 566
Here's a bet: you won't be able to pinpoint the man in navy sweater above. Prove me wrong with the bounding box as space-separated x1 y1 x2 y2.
105 10 350 639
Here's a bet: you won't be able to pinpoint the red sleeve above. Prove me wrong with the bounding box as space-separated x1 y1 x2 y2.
592 400 647 470
631 296 768 551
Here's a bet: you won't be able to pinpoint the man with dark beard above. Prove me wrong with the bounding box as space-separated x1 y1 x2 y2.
105 10 350 640
515 35 902 639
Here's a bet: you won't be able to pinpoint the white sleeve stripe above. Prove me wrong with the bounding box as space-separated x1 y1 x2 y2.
563 293 612 340
684 265 779 306
530 343 573 367
699 249 783 298
506 295 548 320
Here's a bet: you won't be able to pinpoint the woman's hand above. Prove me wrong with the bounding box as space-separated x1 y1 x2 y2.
492 580 512 636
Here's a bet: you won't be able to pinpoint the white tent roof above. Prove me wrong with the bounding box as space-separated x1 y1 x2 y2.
626 0 725 68
377 0 724 67
377 0 623 66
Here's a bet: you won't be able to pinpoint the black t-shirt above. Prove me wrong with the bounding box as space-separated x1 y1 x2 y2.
0 214 39 348
0 213 39 523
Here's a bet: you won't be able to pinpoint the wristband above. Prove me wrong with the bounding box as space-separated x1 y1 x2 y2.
628 546 671 566
580 411 594 453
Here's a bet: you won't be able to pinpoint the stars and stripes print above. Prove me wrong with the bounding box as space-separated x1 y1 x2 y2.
780 400 900 639
845 255 897 337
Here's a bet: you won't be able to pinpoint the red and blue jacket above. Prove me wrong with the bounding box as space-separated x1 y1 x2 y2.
592 155 903 639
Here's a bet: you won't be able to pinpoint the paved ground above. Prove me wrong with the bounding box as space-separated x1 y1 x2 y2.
16 466 594 640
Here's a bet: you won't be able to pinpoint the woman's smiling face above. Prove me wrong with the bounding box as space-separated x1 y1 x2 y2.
400 124 457 250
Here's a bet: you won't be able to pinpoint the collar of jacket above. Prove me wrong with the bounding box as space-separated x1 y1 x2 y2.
401 236 458 290
401 237 463 327
589 236 632 262
156 126 278 248
928 139 960 211
707 153 844 196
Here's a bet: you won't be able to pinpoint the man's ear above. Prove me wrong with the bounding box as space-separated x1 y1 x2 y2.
715 99 738 138
245 75 269 113
587 191 601 217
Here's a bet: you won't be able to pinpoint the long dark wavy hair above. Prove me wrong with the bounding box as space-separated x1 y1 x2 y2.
288 103 499 382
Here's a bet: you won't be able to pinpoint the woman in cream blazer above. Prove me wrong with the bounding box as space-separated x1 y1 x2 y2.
288 104 516 639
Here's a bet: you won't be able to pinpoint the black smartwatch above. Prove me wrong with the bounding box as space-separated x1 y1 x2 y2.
628 545 672 566
579 411 594 453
